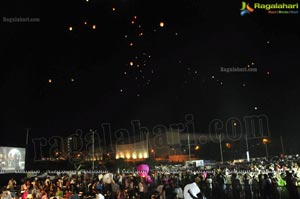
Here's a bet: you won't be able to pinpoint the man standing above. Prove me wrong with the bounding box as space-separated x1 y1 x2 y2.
183 176 203 199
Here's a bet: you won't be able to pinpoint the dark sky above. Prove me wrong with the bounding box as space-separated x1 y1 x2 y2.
1 0 300 148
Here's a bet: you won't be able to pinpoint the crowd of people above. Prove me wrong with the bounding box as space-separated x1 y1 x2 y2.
1 156 300 199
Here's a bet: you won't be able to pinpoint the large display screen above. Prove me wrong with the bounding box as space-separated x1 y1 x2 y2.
0 147 26 172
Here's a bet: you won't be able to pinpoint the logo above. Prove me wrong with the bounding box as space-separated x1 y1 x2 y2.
240 2 255 16
240 1 298 15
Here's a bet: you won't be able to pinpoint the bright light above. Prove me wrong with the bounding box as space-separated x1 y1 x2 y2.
226 143 232 149
195 146 200 150
159 22 165 27
69 26 73 31
48 79 52 83
92 25 96 30
143 152 148 158
262 138 269 144
132 153 137 159
129 61 134 66
138 153 143 159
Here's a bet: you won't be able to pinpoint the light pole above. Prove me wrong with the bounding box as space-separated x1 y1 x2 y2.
188 134 191 161
280 136 285 155
219 134 223 163
245 134 250 162
92 130 95 170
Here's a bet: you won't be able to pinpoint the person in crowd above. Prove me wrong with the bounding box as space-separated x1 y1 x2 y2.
35 189 42 199
138 177 149 199
1 188 12 199
116 185 128 199
205 174 213 199
243 174 251 199
285 172 300 199
68 190 79 199
183 175 203 199
55 187 63 198
163 179 176 199
231 173 241 199
41 191 48 199
251 176 259 199
214 172 226 199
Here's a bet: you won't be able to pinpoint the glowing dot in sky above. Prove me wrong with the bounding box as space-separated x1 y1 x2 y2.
70 78 75 82
242 83 246 87
254 106 258 110
134 16 137 19
129 61 134 66
92 25 96 29
131 21 135 24
267 40 270 44
266 71 270 75
220 82 223 85
137 93 140 97
211 75 215 79
120 89 123 92
69 26 73 31
48 79 52 83
129 42 133 46
86 0 89 2
233 122 237 126
112 7 116 11
124 72 127 75
139 32 143 36
251 62 255 65
84 21 87 25
159 22 165 27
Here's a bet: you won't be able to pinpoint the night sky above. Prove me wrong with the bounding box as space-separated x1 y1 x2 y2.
1 0 300 150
